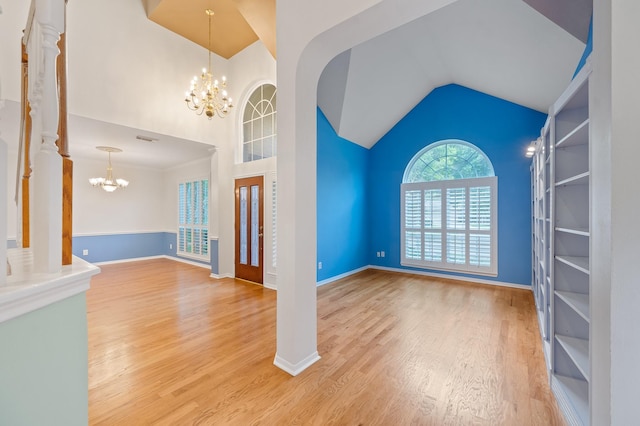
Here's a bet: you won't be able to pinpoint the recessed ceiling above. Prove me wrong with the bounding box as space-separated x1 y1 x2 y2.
144 0 275 59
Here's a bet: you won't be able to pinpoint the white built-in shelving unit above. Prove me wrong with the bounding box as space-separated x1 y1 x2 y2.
532 60 591 426
532 117 552 372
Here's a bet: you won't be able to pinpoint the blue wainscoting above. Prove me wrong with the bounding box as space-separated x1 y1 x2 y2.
72 232 167 263
72 232 211 268
210 238 219 275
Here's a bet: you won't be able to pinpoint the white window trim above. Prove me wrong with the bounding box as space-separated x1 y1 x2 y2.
401 176 498 276
177 179 210 262
240 83 277 164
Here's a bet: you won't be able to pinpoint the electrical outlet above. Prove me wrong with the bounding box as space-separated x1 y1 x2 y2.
318 262 323 269
376 251 381 257
381 251 385 258
82 249 88 256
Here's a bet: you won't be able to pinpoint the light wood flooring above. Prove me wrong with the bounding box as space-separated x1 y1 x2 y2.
87 258 564 425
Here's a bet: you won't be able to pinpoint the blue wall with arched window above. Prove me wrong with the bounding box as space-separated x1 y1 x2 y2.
368 84 546 285
317 84 546 285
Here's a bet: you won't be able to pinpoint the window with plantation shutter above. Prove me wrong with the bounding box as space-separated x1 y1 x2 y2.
401 140 497 276
178 179 209 260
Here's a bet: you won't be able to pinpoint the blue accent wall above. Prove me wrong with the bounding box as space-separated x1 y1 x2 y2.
574 16 593 78
317 109 369 281
368 85 546 285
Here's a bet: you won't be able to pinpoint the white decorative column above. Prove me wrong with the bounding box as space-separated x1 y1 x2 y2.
28 0 65 273
0 102 7 283
0 1 7 282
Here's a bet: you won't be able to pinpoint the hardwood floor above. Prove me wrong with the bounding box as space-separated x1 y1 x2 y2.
87 259 564 425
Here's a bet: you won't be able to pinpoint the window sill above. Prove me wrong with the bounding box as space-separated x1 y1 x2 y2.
176 252 210 263
401 261 498 277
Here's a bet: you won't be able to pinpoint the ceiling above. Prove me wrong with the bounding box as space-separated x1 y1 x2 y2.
0 100 215 170
143 0 591 149
144 0 276 59
318 0 591 148
3 0 592 169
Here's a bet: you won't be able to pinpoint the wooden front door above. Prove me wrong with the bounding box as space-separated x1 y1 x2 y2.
235 176 264 284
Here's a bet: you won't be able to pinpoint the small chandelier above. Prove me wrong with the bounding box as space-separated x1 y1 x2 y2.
184 9 233 119
89 146 129 193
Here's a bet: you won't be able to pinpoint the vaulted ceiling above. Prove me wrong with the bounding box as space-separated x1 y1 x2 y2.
318 0 592 148
2 0 592 169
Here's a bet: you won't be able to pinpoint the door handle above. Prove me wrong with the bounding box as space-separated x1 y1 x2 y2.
258 233 264 237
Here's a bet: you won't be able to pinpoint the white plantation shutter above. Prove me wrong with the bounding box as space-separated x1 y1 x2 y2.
178 179 209 259
401 177 497 275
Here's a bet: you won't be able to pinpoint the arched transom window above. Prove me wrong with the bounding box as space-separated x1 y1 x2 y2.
403 140 494 182
242 84 276 162
401 140 498 276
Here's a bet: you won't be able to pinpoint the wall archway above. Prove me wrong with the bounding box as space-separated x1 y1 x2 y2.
275 0 460 375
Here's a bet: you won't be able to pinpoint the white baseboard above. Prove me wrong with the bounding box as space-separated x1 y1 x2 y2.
93 255 165 266
95 255 210 270
263 283 277 291
316 265 369 287
168 255 210 269
368 265 531 290
209 272 234 279
273 351 321 376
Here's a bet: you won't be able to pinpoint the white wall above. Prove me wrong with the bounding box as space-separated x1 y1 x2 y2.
0 0 226 146
73 157 166 235
66 0 225 145
215 41 276 280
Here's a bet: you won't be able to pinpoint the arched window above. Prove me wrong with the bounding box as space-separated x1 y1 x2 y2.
403 140 494 182
242 84 276 162
401 140 498 276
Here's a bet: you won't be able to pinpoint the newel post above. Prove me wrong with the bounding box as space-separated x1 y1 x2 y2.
29 0 65 273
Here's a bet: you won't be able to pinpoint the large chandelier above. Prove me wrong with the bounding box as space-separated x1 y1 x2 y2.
184 9 233 119
89 146 129 193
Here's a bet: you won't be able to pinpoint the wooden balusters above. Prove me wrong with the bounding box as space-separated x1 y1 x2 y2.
56 15 72 265
20 43 32 249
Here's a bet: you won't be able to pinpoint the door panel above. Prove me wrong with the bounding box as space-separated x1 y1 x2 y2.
235 176 263 284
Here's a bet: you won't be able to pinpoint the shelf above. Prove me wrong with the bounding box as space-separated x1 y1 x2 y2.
556 335 590 381
556 291 590 323
556 119 589 148
555 227 590 237
555 255 590 275
556 171 589 187
552 374 589 426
